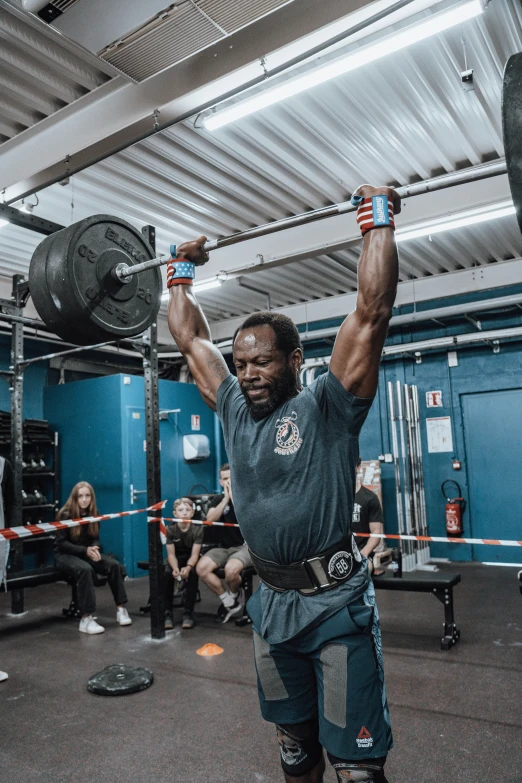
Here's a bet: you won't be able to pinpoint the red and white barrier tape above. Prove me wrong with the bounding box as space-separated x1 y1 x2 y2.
148 520 520 548
147 516 240 545
356 532 522 547
0 501 166 542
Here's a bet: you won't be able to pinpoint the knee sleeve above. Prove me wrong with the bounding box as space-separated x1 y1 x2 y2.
276 721 323 777
328 754 388 783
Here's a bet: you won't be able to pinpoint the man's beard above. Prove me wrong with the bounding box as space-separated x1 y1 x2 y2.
241 365 300 421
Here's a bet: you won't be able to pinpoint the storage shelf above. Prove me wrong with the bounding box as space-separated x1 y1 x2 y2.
23 503 55 510
23 471 54 477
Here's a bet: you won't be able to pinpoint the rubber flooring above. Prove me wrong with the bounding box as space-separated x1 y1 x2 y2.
0 562 520 782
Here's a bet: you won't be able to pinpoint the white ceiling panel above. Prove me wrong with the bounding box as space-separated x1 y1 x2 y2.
0 0 521 328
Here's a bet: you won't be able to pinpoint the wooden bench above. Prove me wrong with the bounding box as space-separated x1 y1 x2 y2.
373 571 461 649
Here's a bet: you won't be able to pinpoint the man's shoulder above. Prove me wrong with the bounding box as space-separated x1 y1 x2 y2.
217 375 243 411
358 485 378 501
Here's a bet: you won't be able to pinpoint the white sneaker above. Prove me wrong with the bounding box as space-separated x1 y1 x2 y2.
116 606 132 626
0 670 8 682
79 615 105 634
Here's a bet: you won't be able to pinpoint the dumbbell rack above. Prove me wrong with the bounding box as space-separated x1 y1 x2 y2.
0 422 59 572
20 430 59 522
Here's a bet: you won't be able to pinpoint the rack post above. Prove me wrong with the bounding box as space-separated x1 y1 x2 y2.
141 225 165 639
10 275 29 613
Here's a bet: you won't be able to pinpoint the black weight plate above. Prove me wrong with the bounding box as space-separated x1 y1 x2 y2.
502 52 522 236
29 231 94 345
53 215 161 344
87 663 153 696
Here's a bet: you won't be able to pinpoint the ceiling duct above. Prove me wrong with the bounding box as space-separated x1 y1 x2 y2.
99 0 295 82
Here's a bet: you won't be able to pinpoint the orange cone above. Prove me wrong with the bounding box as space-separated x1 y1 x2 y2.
197 643 224 657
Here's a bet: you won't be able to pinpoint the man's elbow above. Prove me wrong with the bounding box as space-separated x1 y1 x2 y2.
359 304 393 331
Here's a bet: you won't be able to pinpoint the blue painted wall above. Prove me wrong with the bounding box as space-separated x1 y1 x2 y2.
0 334 56 419
301 284 522 563
356 344 522 562
44 375 218 576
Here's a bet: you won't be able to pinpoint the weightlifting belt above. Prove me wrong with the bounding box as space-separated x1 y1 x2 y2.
249 534 362 595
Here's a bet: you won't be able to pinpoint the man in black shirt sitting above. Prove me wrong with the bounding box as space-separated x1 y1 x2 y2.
352 458 385 574
196 463 253 623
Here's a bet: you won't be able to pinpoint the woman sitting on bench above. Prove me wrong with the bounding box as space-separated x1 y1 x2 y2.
54 482 132 635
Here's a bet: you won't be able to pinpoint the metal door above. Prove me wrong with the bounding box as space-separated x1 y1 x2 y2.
126 407 148 576
462 389 522 564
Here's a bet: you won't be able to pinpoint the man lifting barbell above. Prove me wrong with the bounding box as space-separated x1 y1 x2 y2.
166 184 400 783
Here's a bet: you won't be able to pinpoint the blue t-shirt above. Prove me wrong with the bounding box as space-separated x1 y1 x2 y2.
217 370 373 643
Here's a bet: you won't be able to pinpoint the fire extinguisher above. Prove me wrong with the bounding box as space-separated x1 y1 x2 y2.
442 480 466 536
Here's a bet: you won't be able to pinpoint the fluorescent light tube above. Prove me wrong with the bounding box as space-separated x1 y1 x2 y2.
396 201 516 242
161 277 222 300
194 278 222 293
205 0 483 130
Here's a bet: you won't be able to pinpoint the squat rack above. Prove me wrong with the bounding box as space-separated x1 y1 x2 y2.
1 213 166 639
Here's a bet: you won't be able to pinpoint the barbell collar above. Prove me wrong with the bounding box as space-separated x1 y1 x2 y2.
113 252 172 281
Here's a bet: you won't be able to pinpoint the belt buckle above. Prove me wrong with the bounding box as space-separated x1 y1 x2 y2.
305 557 333 592
302 549 356 595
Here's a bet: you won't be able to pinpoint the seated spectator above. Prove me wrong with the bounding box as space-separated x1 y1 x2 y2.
352 458 385 574
164 497 202 631
54 481 132 635
197 464 252 623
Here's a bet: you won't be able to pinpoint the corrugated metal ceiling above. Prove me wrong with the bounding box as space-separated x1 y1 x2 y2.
0 0 521 325
0 0 118 146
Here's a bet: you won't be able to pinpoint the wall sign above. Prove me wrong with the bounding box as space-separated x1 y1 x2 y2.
426 416 453 453
426 390 443 407
191 414 201 431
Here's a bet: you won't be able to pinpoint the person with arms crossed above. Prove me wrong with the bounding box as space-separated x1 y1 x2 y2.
167 184 400 783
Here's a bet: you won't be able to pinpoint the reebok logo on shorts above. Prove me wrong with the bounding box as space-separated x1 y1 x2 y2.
356 726 373 749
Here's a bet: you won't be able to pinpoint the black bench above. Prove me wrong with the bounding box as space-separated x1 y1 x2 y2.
373 571 461 650
1 566 108 618
1 566 63 591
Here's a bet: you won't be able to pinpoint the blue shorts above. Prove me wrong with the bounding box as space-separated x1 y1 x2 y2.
252 582 393 760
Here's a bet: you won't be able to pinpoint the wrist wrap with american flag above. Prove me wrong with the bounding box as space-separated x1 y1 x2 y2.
351 194 395 236
166 243 196 288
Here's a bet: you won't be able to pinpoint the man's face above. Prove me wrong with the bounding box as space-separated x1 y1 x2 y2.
219 469 231 489
233 325 302 421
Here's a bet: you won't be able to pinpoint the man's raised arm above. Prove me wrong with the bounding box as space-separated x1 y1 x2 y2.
330 185 401 399
167 236 230 411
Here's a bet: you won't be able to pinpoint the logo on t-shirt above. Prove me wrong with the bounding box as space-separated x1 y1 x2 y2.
274 411 303 456
352 503 361 524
